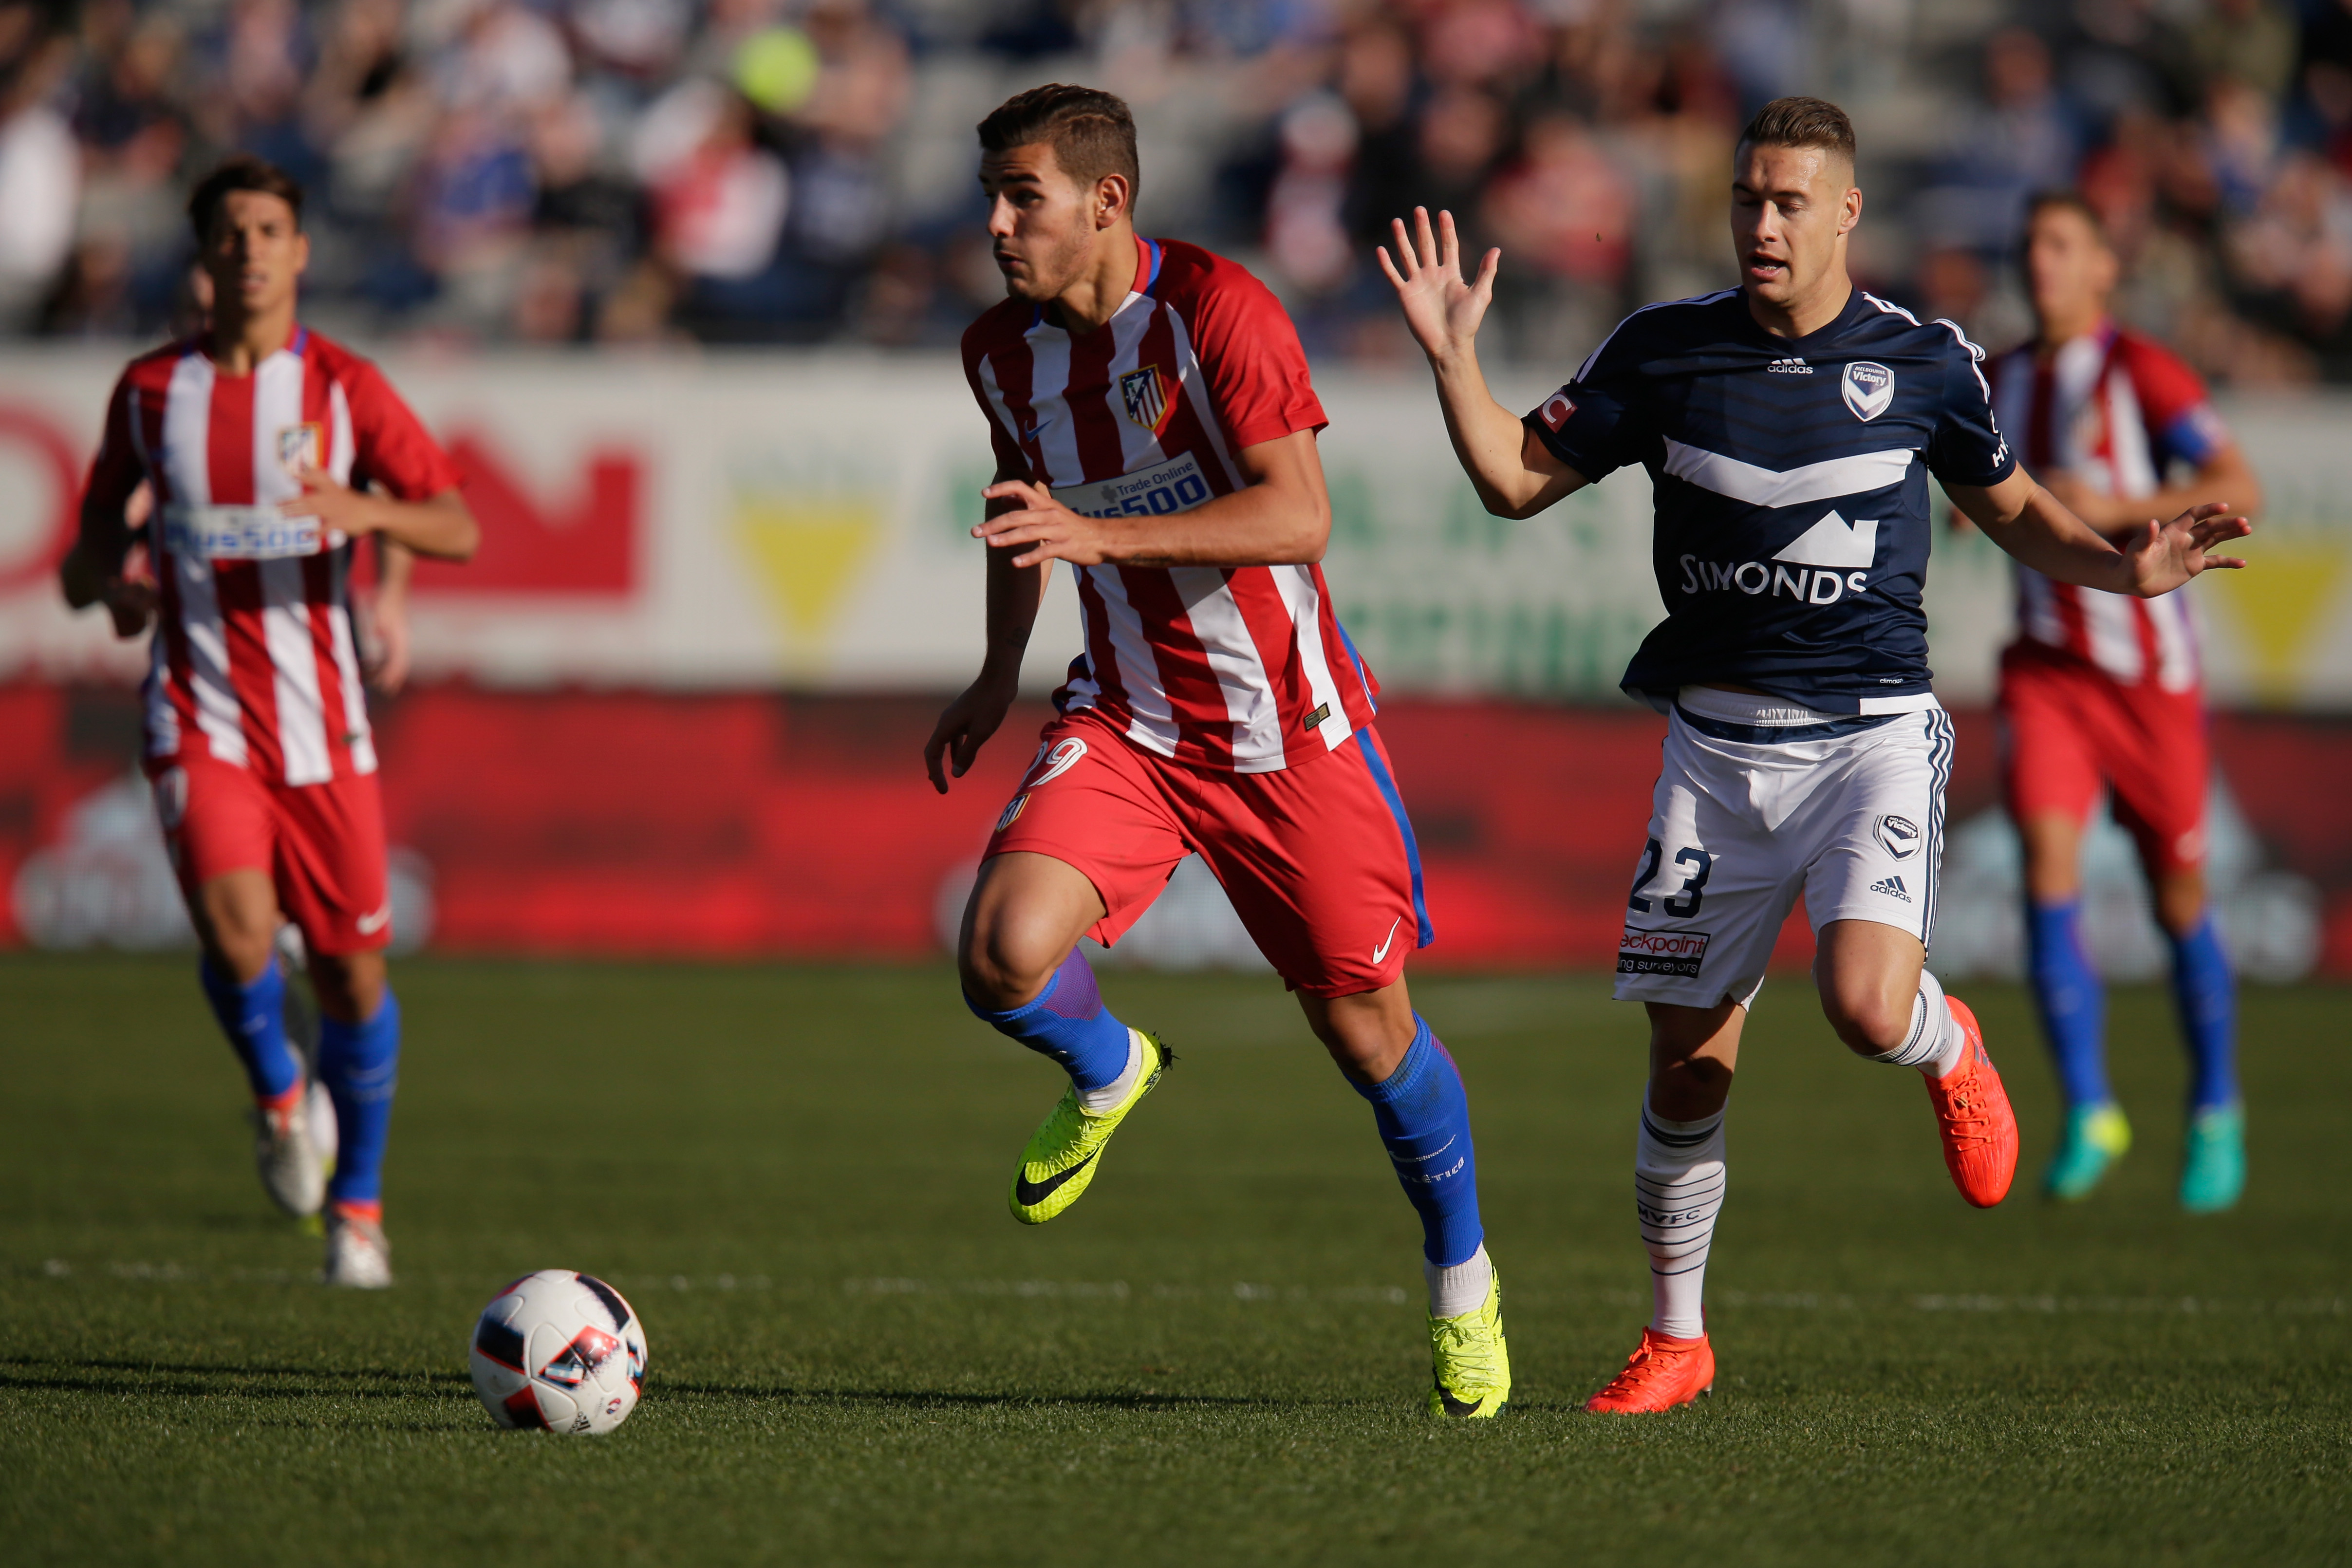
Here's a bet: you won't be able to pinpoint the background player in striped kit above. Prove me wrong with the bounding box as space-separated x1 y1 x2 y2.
1384 96 2251 1413
925 85 1509 1418
1985 192 2264 1211
60 157 476 1287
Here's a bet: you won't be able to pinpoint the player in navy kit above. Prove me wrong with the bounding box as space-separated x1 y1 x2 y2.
1383 96 2251 1411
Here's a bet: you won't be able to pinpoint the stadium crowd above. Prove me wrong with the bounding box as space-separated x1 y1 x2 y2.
4 0 2352 380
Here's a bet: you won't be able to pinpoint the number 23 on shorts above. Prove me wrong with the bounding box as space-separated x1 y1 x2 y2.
1629 838 1713 919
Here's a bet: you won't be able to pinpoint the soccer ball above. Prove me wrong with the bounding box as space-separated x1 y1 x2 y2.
468 1269 647 1435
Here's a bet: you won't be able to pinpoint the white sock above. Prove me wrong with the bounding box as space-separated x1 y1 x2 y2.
1424 1243 1493 1319
1074 1028 1144 1115
1637 1099 1725 1341
1871 968 1965 1079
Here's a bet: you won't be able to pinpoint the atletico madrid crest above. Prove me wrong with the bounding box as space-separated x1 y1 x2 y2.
1120 365 1170 432
276 422 324 474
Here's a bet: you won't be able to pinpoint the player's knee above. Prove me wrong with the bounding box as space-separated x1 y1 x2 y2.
1823 986 1910 1056
957 911 1062 1011
2152 869 2206 938
195 889 279 979
312 952 387 1025
1311 1016 1402 1084
1649 1050 1733 1115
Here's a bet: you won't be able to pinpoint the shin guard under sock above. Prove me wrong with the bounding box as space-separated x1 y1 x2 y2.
1636 1100 1726 1340
2027 897 2109 1107
2167 915 2238 1112
965 947 1132 1093
1354 1017 1483 1269
199 957 303 1102
319 990 400 1206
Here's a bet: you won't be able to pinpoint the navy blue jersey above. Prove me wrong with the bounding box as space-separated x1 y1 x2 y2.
1526 286 2016 713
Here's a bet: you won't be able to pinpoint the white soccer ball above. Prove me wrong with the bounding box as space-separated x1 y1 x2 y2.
468 1269 647 1435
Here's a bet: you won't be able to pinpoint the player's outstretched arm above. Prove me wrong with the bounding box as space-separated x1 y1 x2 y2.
1379 206 1586 520
928 482 1051 793
1948 468 2250 598
971 427 1331 570
280 471 479 560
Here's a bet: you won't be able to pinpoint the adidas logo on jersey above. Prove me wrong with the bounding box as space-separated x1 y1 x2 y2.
1766 357 1811 374
1868 875 1911 903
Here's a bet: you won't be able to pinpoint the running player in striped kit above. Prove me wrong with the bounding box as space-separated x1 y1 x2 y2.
60 157 476 1287
1986 192 2263 1211
926 86 1509 1417
1386 97 2249 1412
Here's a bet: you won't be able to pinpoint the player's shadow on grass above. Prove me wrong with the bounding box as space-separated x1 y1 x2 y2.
0 1355 471 1400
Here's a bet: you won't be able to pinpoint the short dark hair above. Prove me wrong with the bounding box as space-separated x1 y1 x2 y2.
978 84 1139 193
2023 188 2108 245
1737 96 1856 167
187 155 305 241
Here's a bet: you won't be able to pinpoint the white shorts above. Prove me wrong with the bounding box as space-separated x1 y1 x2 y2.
1613 690 1956 1009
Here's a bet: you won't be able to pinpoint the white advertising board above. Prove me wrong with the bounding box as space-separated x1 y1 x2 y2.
1 348 2345 708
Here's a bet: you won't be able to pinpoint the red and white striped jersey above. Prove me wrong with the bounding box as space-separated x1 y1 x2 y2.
1988 321 2231 691
961 236 1379 774
84 328 462 784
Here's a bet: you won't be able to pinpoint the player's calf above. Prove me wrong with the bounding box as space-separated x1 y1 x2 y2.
317 988 400 1218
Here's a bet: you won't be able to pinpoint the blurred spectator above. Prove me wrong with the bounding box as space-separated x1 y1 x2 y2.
1920 28 2084 256
2227 149 2352 340
1264 91 1356 295
637 80 787 283
2188 0 2297 106
1482 112 1633 357
0 2 78 329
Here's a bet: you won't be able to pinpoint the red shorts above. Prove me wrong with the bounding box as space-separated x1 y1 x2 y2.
1997 642 2209 876
149 755 393 955
985 707 1433 997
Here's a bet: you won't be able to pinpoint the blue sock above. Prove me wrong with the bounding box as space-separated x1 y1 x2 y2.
319 990 400 1205
1353 1017 1484 1268
2166 915 2238 1113
199 957 302 1102
965 948 1131 1092
2026 897 2109 1108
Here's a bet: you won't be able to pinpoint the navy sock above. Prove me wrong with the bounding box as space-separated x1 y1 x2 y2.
2026 897 2109 1108
1354 1017 1484 1268
965 948 1131 1092
199 957 302 1102
2166 915 2238 1112
319 990 400 1205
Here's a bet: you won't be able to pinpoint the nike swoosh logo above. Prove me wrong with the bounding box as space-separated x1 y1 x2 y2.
1436 1383 1491 1417
1013 1152 1097 1209
1372 916 1402 965
355 905 391 935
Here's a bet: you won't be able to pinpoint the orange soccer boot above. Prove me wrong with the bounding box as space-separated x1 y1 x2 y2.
1585 1327 1716 1414
1926 995 2019 1208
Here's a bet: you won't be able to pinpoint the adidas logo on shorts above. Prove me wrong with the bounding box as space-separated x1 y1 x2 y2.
1868 875 1911 903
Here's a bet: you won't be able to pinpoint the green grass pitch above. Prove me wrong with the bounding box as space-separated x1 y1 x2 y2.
1 955 2345 1566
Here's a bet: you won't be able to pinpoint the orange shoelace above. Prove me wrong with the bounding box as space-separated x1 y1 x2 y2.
1937 1072 1998 1146
1594 1339 1696 1400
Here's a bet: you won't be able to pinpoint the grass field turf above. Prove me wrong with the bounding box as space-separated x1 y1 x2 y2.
0 955 2344 1566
